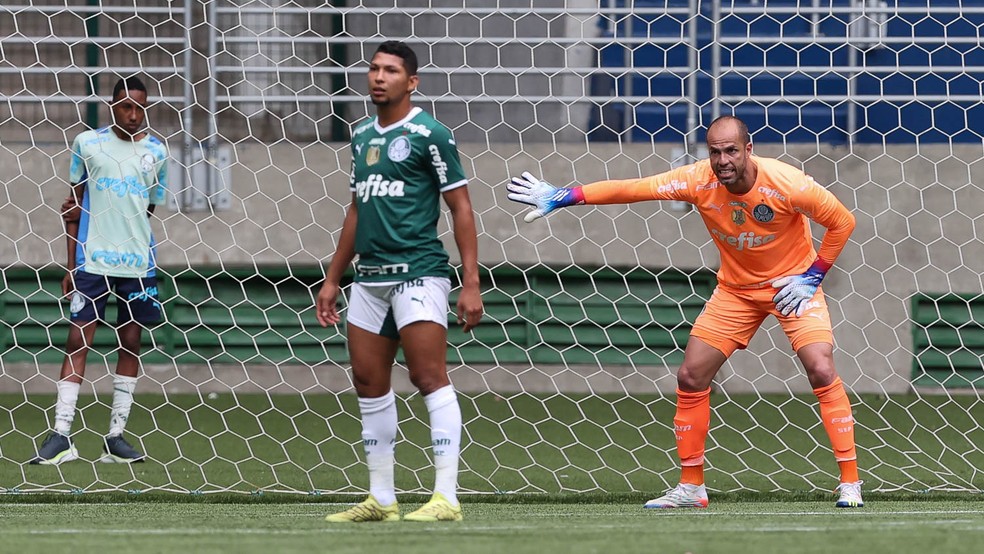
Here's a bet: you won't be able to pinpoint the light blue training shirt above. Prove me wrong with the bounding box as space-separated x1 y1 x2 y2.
69 127 168 278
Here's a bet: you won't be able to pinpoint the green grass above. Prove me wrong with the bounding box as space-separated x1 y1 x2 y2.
1 392 982 495
1 501 982 554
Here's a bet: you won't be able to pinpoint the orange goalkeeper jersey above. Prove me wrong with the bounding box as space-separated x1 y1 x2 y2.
579 156 856 288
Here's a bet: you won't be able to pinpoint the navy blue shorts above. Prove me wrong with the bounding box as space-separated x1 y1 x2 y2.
69 271 162 324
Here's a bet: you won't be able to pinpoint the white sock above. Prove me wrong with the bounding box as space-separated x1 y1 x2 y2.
359 390 397 506
108 375 138 437
54 380 81 435
424 385 461 506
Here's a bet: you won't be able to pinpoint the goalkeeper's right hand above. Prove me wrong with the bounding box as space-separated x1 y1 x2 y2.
506 171 584 222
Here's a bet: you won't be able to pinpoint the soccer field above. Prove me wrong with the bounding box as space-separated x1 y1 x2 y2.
1 501 982 553
1 392 982 494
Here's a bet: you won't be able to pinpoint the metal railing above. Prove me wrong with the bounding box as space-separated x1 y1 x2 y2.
3 1 981 147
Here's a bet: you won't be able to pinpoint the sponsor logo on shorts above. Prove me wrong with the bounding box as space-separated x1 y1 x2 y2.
127 286 159 302
388 278 425 297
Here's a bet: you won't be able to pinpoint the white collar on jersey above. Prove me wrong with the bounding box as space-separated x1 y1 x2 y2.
374 106 422 134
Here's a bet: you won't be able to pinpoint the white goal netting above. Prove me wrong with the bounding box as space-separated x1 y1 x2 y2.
1 0 982 496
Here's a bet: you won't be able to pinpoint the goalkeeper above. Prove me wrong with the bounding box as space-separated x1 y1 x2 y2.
507 115 862 509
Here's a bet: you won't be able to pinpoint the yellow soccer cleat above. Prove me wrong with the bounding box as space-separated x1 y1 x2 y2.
403 492 463 522
325 495 400 523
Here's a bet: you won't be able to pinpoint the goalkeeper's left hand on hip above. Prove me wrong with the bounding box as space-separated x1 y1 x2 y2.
506 171 584 222
772 265 826 317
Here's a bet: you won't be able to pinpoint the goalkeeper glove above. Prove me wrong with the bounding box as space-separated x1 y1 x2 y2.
506 171 584 222
771 260 829 317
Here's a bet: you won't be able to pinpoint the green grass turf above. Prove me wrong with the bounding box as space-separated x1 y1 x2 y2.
1 501 982 554
0 392 982 495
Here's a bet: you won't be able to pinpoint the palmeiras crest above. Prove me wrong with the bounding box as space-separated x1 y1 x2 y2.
753 204 775 222
387 136 411 162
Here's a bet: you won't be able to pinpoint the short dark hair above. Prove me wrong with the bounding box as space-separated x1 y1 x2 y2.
112 77 148 101
707 115 751 145
374 41 419 75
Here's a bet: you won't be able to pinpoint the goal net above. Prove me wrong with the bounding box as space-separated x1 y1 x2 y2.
1 0 982 496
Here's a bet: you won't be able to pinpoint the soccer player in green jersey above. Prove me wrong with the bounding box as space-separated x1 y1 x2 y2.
31 77 168 465
317 41 484 522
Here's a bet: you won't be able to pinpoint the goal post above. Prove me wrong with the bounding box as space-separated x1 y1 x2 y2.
0 1 982 496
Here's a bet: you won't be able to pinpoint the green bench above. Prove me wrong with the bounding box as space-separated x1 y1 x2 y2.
0 265 713 368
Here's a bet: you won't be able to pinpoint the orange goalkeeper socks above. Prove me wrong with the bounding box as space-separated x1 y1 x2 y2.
813 377 859 482
674 387 711 485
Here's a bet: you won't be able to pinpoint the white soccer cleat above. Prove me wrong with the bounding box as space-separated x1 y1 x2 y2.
644 483 709 509
835 481 864 508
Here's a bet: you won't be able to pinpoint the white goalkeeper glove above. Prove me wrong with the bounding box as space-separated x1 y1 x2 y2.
771 263 827 317
506 171 584 222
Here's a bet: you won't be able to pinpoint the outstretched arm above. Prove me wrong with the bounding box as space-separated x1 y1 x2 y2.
507 167 697 222
505 172 585 222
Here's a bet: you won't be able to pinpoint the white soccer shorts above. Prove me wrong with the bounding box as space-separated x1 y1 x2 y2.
346 276 451 338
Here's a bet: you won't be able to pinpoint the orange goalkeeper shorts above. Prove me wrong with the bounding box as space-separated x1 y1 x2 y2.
689 284 833 358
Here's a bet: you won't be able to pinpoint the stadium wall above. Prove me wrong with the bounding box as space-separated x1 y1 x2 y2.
4 141 981 395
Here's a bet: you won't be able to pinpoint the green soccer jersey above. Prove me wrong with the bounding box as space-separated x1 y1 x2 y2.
348 107 468 283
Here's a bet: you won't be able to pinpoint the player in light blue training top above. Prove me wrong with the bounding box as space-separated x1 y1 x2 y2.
31 76 168 465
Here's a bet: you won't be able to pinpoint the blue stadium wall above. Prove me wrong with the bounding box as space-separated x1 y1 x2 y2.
590 0 984 144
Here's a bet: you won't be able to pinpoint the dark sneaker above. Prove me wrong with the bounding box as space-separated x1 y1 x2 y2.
29 432 79 465
99 434 146 463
